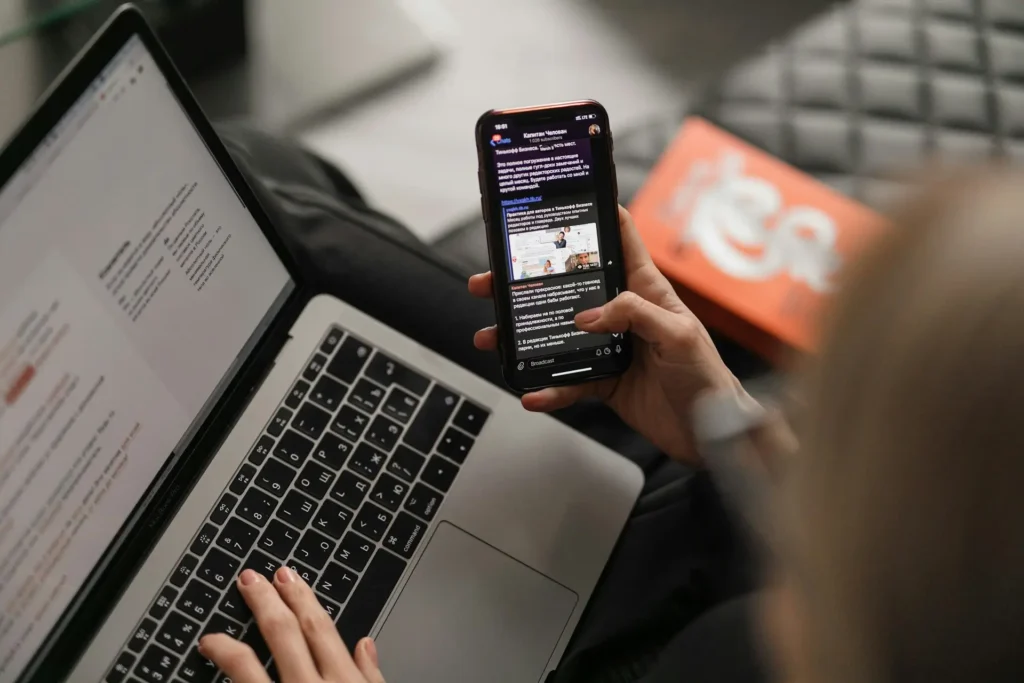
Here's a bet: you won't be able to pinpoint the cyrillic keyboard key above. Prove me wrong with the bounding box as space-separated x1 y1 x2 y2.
348 379 385 414
383 512 426 559
365 415 402 452
215 518 259 559
242 549 280 581
404 483 443 522
203 612 243 639
436 427 474 464
370 474 409 512
334 532 373 572
275 490 316 529
337 550 407 650
330 471 370 509
134 644 179 683
295 460 335 499
348 443 387 480
327 336 371 383
387 446 425 483
255 459 296 498
382 387 418 424
286 559 319 586
365 353 429 396
402 385 458 454
258 520 300 560
240 625 272 665
177 647 217 683
309 375 347 412
293 402 331 439
156 611 200 654
312 500 353 540
353 502 392 542
294 529 336 569
219 584 252 623
452 399 489 436
330 406 370 443
197 547 241 588
317 594 341 621
236 488 277 528
273 430 314 467
316 562 358 604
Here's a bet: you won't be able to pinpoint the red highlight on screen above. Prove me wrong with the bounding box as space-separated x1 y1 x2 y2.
4 364 35 406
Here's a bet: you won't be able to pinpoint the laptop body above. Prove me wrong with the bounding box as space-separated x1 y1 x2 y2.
0 7 642 683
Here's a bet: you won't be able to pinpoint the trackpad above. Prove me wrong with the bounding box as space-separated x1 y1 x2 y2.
374 522 578 683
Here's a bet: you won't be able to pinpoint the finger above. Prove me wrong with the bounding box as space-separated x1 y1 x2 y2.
616 206 686 310
521 382 608 412
473 326 498 351
354 638 386 683
575 291 696 357
272 567 358 681
199 633 272 683
237 569 320 682
468 272 494 299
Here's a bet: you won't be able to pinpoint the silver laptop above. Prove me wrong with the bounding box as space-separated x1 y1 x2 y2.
0 7 641 683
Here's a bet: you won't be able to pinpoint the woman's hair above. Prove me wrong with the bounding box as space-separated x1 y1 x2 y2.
791 172 1024 683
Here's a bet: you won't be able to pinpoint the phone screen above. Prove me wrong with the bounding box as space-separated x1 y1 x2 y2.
477 101 631 391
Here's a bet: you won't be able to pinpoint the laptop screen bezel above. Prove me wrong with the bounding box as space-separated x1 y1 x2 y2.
5 6 315 682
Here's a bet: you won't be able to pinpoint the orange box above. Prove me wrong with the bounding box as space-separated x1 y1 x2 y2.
629 117 887 362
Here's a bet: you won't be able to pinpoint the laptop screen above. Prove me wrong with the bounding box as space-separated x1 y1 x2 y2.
0 36 293 680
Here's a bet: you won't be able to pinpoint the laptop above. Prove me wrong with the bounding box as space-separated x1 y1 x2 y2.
0 7 641 683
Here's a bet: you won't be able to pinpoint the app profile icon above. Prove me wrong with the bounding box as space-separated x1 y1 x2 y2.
589 124 601 136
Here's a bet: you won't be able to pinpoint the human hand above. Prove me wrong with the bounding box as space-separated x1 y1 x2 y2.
200 568 385 683
469 206 744 465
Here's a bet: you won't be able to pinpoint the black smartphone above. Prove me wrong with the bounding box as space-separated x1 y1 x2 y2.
476 100 632 392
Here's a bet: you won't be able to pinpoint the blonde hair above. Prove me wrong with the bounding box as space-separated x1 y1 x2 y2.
791 172 1024 683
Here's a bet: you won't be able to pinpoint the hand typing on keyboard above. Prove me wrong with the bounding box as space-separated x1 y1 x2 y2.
199 568 386 683
469 206 746 466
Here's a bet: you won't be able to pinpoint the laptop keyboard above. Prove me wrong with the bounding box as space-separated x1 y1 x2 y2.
103 326 490 683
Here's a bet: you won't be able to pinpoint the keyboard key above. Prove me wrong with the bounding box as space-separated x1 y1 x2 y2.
327 336 371 383
258 520 300 560
149 586 178 620
293 403 331 439
240 626 272 665
229 464 257 495
177 648 217 683
276 490 317 529
248 435 275 465
349 443 386 480
242 549 280 581
317 594 342 621
198 548 241 589
255 459 296 498
353 502 392 542
309 375 347 412
387 446 425 483
285 380 310 410
312 500 353 539
334 532 373 572
320 327 343 355
452 400 489 436
216 519 259 559
268 408 292 437
203 612 243 639
189 523 218 557
383 512 426 560
295 460 335 499
382 387 418 424
370 474 409 512
330 471 370 509
264 661 280 683
178 580 220 621
403 385 458 454
437 427 474 464
134 644 179 683
405 483 444 522
294 529 336 569
303 353 329 382
313 432 353 471
156 611 200 654
209 494 236 525
421 456 459 493
128 617 158 653
365 352 430 396
273 430 314 467
348 379 386 413
337 550 407 651
330 406 370 442
236 488 277 528
316 562 358 604
106 651 135 683
286 559 319 586
218 585 251 623
170 554 199 588
365 415 402 452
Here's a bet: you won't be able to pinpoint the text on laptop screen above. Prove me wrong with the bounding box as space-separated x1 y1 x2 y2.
0 37 292 680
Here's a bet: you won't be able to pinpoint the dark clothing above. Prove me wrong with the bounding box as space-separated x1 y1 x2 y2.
219 123 767 683
555 239 567 248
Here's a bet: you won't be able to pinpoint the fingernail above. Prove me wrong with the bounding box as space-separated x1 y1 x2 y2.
276 566 296 583
365 638 379 667
576 307 602 325
239 569 258 586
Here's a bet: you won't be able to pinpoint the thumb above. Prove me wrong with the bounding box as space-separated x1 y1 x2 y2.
354 638 386 683
576 291 698 360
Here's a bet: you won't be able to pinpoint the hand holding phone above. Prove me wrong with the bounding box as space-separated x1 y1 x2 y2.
475 100 631 392
469 206 744 466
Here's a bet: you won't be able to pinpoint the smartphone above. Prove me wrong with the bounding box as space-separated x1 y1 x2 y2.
476 100 632 392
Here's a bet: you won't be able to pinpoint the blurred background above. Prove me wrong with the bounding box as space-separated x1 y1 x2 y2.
0 0 831 242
